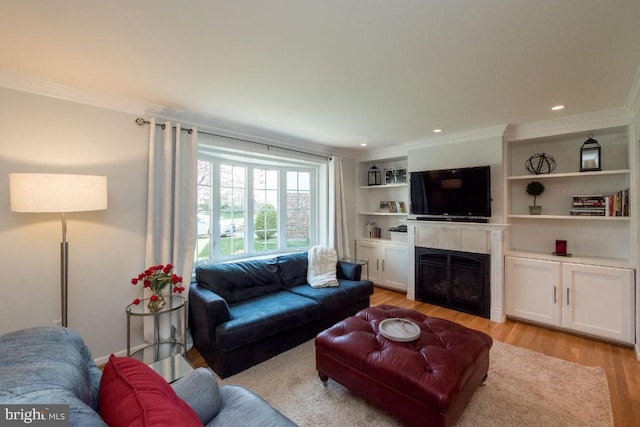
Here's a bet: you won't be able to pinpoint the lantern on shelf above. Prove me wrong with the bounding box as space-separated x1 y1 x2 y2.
368 165 381 186
580 135 601 172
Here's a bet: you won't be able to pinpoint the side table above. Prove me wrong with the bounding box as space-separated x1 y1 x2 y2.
126 295 187 365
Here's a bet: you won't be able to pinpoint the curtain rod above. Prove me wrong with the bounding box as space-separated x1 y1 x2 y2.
135 118 330 161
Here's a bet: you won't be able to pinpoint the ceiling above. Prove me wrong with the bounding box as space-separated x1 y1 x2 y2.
1 1 640 151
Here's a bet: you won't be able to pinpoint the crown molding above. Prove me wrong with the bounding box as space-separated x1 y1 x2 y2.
0 68 159 116
626 64 640 117
503 108 632 142
401 125 508 150
356 144 408 162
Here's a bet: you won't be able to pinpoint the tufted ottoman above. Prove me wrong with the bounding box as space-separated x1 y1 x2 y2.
315 305 493 427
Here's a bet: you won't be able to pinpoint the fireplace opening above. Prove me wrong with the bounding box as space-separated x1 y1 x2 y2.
415 247 490 318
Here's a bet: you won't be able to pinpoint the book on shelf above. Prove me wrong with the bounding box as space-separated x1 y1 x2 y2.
605 189 629 217
378 201 391 212
378 201 406 213
570 208 605 216
571 194 605 216
570 190 629 216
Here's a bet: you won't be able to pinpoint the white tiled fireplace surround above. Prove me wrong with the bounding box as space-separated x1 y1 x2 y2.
405 220 508 323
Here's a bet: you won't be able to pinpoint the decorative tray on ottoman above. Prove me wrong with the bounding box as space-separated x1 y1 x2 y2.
378 318 421 342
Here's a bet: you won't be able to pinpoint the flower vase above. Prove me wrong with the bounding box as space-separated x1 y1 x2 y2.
148 295 166 313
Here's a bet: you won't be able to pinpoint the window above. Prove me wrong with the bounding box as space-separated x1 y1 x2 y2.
195 148 321 264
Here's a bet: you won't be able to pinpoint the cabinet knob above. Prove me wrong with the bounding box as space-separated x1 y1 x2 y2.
566 288 570 306
553 286 557 304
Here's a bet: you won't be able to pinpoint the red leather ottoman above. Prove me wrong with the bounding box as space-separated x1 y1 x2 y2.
315 305 493 427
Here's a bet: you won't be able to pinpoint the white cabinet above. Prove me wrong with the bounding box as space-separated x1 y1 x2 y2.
356 239 408 292
380 242 409 291
355 240 381 284
505 256 561 326
505 256 635 344
562 263 635 342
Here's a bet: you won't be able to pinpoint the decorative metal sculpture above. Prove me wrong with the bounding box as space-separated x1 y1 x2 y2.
525 153 556 175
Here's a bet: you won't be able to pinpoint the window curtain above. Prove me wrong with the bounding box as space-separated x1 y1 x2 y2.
329 156 351 259
144 119 198 345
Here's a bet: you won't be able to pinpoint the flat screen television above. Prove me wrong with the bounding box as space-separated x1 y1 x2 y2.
410 165 491 221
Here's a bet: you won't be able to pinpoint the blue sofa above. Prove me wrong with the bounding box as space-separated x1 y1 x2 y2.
189 251 374 378
0 327 296 426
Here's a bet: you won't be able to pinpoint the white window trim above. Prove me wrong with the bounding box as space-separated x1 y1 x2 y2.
196 143 326 265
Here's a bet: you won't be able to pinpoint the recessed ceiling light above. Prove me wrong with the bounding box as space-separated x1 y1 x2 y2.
360 143 367 147
433 129 443 133
551 105 565 111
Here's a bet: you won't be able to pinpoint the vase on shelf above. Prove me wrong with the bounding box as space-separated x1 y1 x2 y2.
147 295 166 313
528 205 542 215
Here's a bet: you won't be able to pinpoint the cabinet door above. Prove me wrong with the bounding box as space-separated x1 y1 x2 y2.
355 240 381 284
562 263 635 344
505 256 561 326
381 242 409 292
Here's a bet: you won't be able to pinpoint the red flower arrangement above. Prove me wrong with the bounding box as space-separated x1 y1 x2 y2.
130 263 184 305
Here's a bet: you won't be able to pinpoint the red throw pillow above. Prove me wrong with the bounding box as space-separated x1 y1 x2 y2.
99 355 203 427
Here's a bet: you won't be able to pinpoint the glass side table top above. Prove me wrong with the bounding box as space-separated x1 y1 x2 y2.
130 342 185 364
147 353 194 383
126 295 185 315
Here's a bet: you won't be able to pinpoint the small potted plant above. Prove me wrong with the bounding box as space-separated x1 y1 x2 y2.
526 181 545 215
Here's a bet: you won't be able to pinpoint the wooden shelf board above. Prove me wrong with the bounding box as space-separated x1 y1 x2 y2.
505 250 633 269
507 169 630 180
358 183 408 189
359 212 409 216
508 214 630 221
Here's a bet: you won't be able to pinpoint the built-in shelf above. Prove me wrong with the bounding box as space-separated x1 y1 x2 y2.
504 123 634 262
359 212 408 216
508 214 630 221
507 169 630 181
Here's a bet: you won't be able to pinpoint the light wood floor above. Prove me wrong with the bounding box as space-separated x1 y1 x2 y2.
187 286 640 426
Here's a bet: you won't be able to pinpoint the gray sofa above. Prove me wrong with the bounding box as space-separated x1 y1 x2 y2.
0 326 295 426
190 251 374 378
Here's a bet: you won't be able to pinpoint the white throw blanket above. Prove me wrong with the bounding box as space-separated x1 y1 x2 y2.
307 246 339 288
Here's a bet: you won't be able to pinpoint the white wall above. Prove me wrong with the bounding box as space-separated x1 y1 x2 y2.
0 87 148 360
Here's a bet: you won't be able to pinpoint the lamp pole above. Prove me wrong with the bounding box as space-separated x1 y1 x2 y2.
60 212 69 327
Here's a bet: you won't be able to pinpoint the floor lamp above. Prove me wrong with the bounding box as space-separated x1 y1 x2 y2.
9 173 108 327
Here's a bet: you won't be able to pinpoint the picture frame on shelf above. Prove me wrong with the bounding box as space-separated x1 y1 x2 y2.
384 168 407 184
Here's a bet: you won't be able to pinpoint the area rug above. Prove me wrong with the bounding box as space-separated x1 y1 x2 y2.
218 340 613 426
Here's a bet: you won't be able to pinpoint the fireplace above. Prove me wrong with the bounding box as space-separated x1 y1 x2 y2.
415 247 490 318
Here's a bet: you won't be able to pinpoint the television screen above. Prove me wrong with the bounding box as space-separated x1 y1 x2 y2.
410 166 491 219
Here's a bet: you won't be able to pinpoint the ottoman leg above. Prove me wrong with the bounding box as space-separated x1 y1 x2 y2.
318 372 329 385
481 373 488 385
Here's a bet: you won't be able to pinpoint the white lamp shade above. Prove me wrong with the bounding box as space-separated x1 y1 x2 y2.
9 173 108 213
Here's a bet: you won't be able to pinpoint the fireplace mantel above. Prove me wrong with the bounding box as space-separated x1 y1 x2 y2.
404 220 509 323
